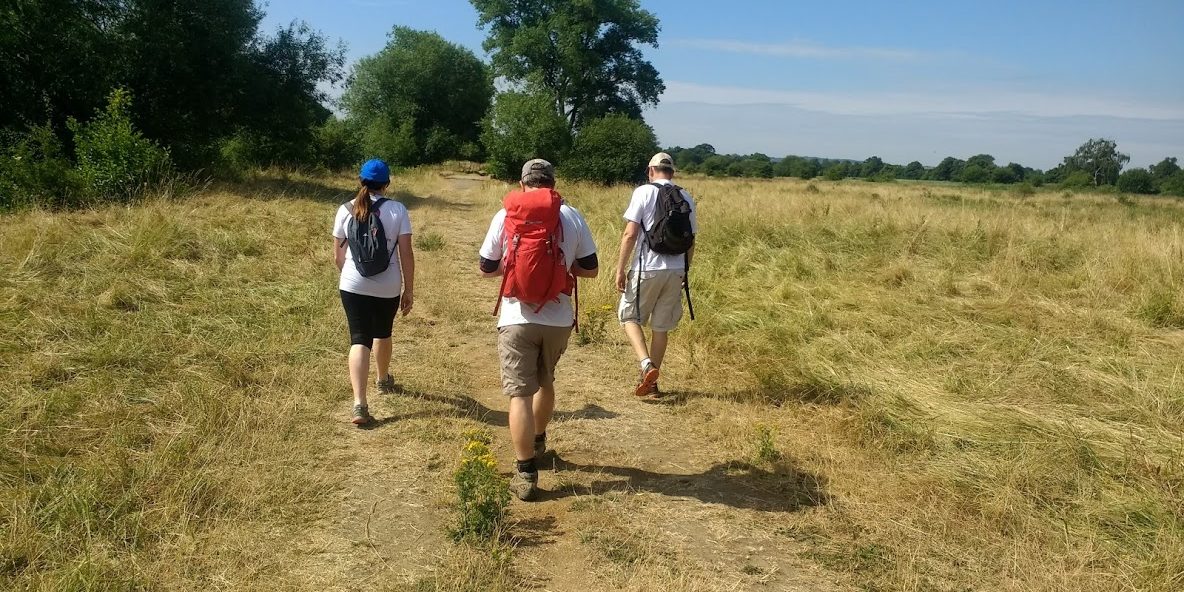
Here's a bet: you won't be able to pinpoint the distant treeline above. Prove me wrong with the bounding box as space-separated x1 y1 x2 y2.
3 1 1181 210
666 142 1184 197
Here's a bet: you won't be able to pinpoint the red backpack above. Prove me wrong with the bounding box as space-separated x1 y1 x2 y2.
493 188 573 315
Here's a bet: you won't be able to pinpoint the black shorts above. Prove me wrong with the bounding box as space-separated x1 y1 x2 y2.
340 290 400 347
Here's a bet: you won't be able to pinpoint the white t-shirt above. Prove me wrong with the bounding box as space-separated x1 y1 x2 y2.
480 204 598 328
332 195 413 298
623 178 698 272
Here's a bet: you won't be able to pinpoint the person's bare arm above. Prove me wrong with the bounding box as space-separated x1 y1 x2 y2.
397 234 414 316
333 237 346 271
615 221 641 292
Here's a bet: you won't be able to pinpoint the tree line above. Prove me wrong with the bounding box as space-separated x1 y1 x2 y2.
3 1 1181 209
664 140 1184 196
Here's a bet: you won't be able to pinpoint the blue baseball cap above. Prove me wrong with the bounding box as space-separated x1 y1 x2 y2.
359 159 390 184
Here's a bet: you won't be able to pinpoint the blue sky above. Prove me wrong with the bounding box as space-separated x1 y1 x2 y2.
261 0 1184 168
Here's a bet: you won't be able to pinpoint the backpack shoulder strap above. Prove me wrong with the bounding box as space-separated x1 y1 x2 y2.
371 197 389 212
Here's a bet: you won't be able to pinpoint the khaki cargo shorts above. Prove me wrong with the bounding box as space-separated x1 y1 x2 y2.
497 323 573 397
618 269 685 331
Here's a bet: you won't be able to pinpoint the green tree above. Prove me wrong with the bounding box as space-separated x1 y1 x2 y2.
344 27 492 166
928 157 965 181
1150 157 1180 182
701 154 730 177
860 156 884 177
900 161 925 180
1062 138 1129 186
1117 168 1157 194
966 154 997 170
1 1 344 168
562 114 657 184
481 92 572 181
991 166 1020 184
470 0 663 131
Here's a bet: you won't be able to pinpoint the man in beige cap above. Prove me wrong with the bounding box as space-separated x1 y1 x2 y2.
479 158 599 500
614 152 698 398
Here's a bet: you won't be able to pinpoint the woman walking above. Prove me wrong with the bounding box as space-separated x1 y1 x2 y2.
332 159 415 425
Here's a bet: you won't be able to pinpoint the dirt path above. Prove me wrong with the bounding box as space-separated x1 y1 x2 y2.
290 173 846 591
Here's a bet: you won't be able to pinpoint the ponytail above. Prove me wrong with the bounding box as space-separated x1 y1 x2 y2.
352 185 372 221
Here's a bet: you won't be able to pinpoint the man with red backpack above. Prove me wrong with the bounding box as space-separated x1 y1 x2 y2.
479 159 599 501
614 153 698 398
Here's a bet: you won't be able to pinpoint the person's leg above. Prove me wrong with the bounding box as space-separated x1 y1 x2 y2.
532 384 555 435
372 295 399 385
349 344 371 406
622 321 650 362
341 290 375 418
649 270 685 371
509 395 537 461
650 331 670 369
373 338 392 379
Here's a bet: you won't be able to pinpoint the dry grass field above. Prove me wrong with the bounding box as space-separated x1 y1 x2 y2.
2 169 1182 591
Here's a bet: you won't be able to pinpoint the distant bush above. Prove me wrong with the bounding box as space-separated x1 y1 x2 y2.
481 92 571 181
1059 170 1093 190
69 89 172 201
1117 168 1157 194
311 118 361 171
1012 182 1037 198
562 115 657 185
0 124 84 209
1160 172 1184 197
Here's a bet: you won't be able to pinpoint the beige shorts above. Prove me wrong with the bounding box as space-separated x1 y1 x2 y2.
618 269 685 331
497 323 573 397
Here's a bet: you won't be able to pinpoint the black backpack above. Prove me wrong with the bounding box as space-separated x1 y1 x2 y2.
345 197 393 277
644 183 695 255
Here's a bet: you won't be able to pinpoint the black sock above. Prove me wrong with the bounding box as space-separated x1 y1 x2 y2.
534 432 546 443
516 457 537 473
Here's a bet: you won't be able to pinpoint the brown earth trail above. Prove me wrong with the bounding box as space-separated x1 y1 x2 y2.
288 173 846 591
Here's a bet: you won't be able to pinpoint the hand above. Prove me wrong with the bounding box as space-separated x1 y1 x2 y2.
615 270 627 293
400 292 414 316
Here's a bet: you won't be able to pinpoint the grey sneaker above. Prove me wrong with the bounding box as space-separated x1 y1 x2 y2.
376 374 396 395
510 471 539 501
533 437 547 459
351 404 373 426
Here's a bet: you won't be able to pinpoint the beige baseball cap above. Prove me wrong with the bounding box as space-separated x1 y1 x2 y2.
521 158 555 181
648 152 675 170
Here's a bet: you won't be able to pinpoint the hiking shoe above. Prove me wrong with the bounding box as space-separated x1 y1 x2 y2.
376 374 396 395
351 404 373 426
634 363 660 397
534 438 547 459
510 471 539 501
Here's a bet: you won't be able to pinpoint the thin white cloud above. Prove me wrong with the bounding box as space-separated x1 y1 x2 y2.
661 81 1184 121
671 38 930 62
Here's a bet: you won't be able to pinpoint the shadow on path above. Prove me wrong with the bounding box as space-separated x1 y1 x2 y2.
541 454 829 513
378 387 619 428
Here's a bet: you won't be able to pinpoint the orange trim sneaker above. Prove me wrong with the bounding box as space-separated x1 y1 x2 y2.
634 362 660 397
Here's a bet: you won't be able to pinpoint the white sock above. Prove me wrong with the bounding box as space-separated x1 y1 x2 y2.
640 358 652 371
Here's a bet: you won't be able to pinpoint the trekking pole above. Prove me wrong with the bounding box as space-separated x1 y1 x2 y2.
683 253 695 321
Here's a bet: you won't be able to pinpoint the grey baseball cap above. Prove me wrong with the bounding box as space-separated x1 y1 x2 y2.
521 158 555 182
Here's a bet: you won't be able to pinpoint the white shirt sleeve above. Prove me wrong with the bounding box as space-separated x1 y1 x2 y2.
572 210 597 259
623 185 650 225
479 210 507 261
332 205 348 239
396 203 412 235
684 193 699 234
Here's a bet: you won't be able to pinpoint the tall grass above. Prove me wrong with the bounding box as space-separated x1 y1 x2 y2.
558 176 1184 590
3 170 1181 590
0 183 350 589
